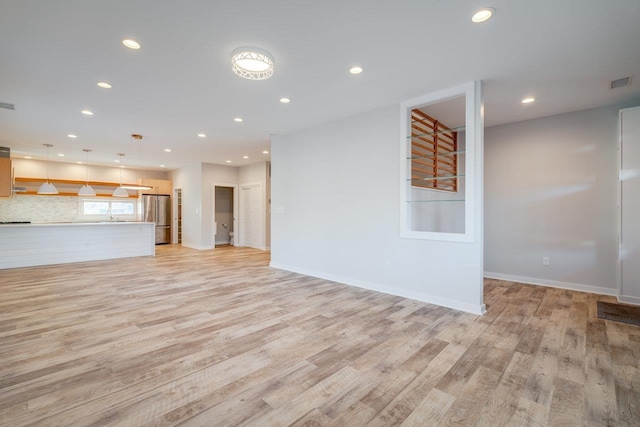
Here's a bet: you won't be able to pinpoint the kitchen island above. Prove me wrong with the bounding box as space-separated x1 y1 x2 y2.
0 222 155 269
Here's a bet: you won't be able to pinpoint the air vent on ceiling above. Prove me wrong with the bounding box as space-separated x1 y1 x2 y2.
0 102 15 110
610 76 631 89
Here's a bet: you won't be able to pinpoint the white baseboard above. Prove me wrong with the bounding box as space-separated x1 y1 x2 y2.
270 262 486 315
618 295 640 306
483 272 618 296
181 243 215 250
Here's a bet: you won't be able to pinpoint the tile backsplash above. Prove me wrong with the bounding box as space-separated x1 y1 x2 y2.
0 196 80 222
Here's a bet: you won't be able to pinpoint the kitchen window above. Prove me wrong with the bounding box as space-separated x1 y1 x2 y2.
78 198 138 221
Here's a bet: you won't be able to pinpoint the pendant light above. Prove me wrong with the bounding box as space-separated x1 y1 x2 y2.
119 134 153 190
37 144 59 195
112 153 129 198
78 149 96 197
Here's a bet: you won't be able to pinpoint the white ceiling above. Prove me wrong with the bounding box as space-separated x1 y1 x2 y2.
1 0 639 171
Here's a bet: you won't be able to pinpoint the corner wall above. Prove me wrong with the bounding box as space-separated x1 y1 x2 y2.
484 102 638 295
271 105 485 314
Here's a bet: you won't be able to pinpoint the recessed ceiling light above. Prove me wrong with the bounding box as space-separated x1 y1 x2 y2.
262 150 269 154
97 82 112 89
521 97 535 104
164 148 171 152
280 97 291 103
243 155 249 159
122 39 140 50
160 165 166 168
231 46 274 80
234 117 243 122
349 66 363 74
197 133 206 138
472 8 495 23
226 160 232 163
25 156 32 159
67 134 77 138
57 153 65 157
81 110 94 116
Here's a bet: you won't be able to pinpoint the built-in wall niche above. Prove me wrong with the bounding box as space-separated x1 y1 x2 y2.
400 81 482 242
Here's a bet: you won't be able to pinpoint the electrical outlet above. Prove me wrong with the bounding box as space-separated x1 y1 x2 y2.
543 256 550 266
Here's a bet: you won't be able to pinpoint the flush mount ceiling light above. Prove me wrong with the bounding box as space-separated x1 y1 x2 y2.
279 98 291 103
37 144 59 195
81 110 94 116
97 82 112 89
122 39 141 50
472 7 495 23
78 149 96 197
198 133 206 138
521 97 535 104
67 134 77 138
234 117 243 122
231 47 274 80
349 66 363 74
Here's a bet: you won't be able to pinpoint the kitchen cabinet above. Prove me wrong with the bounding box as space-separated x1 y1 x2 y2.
0 158 12 198
138 178 172 195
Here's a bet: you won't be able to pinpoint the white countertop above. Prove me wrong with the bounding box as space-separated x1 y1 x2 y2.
0 221 155 228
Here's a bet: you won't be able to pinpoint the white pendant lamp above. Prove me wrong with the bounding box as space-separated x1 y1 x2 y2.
37 144 59 195
112 153 129 198
78 149 96 197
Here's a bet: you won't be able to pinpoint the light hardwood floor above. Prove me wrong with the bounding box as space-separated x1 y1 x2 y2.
0 245 638 426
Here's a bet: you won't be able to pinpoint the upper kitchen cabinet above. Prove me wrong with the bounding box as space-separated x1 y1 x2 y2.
138 178 172 195
0 157 12 198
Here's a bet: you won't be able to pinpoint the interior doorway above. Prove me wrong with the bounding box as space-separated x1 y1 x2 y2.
213 184 238 248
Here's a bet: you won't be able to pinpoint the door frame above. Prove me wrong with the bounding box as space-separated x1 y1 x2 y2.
618 106 640 305
212 183 238 248
172 187 182 244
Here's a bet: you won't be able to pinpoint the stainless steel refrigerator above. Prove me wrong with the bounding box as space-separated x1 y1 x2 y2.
142 194 171 244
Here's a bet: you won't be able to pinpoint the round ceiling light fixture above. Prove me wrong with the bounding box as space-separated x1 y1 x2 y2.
231 46 274 80
472 7 495 23
122 39 141 50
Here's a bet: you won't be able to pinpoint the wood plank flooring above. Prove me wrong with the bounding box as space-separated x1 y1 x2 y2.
0 245 638 426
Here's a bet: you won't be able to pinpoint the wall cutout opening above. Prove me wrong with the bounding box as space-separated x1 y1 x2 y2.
401 81 481 242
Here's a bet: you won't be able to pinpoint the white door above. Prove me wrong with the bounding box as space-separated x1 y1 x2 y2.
240 183 263 249
620 106 640 303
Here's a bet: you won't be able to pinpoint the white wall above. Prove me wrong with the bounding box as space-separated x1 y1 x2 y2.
484 103 636 295
271 105 484 314
170 161 271 251
170 163 203 249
